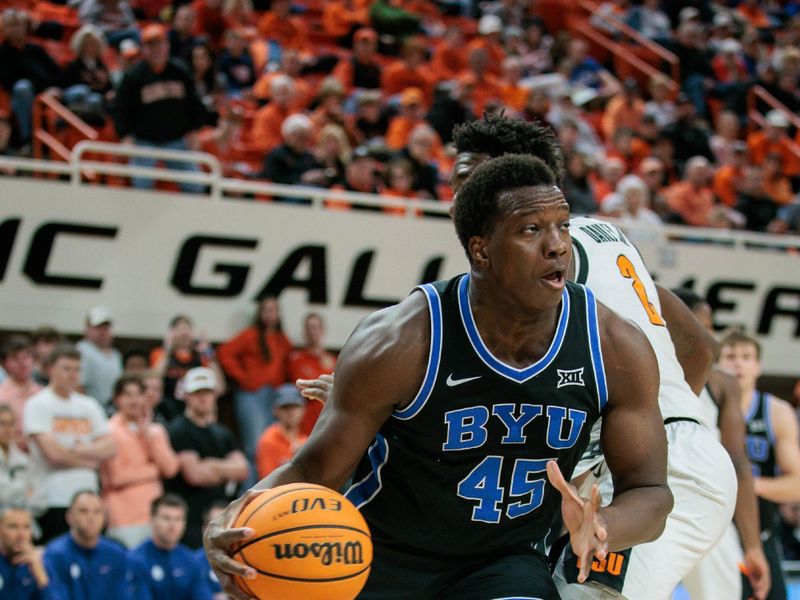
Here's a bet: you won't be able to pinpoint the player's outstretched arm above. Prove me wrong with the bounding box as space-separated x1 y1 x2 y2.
203 292 430 600
710 368 770 600
756 397 800 504
657 285 716 395
597 303 673 549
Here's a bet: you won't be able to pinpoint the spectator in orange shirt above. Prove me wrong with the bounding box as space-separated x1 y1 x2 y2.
498 56 528 112
287 313 336 436
665 155 716 226
737 0 774 29
747 109 800 177
762 152 794 206
466 15 506 76
309 77 358 145
0 336 40 451
101 374 179 548
255 384 307 478
257 0 309 50
713 140 748 207
331 27 381 93
252 49 315 109
601 77 645 141
592 156 626 205
386 87 427 150
222 0 257 39
430 26 467 82
459 48 502 117
250 74 296 153
381 36 435 102
607 127 650 174
217 296 292 467
191 0 226 47
322 0 370 44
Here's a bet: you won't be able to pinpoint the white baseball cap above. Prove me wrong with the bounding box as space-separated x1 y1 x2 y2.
86 305 112 327
478 14 502 35
183 367 218 393
766 109 790 128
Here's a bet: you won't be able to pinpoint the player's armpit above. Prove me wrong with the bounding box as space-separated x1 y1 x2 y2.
258 291 431 493
595 303 673 550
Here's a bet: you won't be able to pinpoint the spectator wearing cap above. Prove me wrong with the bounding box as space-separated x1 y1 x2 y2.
0 405 44 515
77 0 139 48
169 5 200 65
257 0 309 50
626 0 671 42
712 39 749 83
329 144 383 200
165 367 248 548
63 25 112 125
713 141 749 207
0 336 41 451
601 77 645 141
747 109 800 178
259 113 321 191
23 345 116 544
381 36 435 104
255 384 308 478
466 15 506 76
76 306 123 411
665 156 717 226
251 75 296 153
386 87 428 150
217 28 256 95
0 9 63 152
100 375 179 548
322 0 370 45
114 24 207 194
663 93 713 168
331 28 381 93
497 56 528 112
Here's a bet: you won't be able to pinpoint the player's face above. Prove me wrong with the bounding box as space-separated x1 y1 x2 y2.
152 505 186 549
0 509 33 555
67 494 106 543
718 342 761 390
476 185 571 310
450 152 489 196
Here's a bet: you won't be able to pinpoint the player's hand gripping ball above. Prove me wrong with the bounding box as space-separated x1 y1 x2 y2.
232 483 373 599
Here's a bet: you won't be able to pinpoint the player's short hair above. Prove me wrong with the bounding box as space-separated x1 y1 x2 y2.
719 329 761 360
69 489 102 509
670 287 705 311
452 114 565 183
151 493 188 516
113 373 145 398
453 154 558 257
45 344 81 367
0 503 32 522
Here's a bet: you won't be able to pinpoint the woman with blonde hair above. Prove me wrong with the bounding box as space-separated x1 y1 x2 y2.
314 123 352 186
63 24 111 121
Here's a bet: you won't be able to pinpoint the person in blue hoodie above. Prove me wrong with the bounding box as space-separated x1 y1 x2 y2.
43 490 132 600
0 506 52 600
129 494 213 600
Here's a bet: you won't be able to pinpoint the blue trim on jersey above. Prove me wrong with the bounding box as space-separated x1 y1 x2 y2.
393 284 443 420
345 434 389 509
744 390 760 423
457 274 570 383
764 393 777 446
584 286 608 412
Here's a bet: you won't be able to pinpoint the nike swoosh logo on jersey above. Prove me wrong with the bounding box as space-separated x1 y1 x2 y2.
446 374 482 387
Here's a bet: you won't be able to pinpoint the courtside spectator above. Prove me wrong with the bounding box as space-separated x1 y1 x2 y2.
77 306 123 410
386 87 429 150
101 375 179 548
747 109 800 178
602 174 662 226
287 313 336 435
255 384 308 478
331 27 381 92
665 156 716 227
114 24 206 193
29 328 61 386
194 502 227 600
714 141 749 207
129 494 213 600
0 9 62 152
43 491 129 599
77 0 139 48
332 144 383 195
0 405 44 515
165 367 248 548
217 297 291 467
0 506 50 598
0 336 41 450
151 315 224 421
23 346 116 544
259 113 320 188
63 25 112 125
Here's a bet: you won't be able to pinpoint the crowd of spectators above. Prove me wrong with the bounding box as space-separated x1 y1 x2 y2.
0 300 338 596
0 0 800 233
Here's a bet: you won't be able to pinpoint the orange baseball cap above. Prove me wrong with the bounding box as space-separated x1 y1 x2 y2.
141 23 168 43
400 87 424 106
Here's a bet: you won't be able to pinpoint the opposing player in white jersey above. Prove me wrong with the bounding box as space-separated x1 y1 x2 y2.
673 288 770 600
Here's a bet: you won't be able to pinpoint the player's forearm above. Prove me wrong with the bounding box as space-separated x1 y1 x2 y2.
731 456 762 551
754 475 800 504
601 485 673 550
253 461 308 491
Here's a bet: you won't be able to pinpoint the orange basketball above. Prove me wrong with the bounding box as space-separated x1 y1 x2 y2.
232 483 373 600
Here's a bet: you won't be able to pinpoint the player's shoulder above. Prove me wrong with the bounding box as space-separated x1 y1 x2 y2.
766 394 797 423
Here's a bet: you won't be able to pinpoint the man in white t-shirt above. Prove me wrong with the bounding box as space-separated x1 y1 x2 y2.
23 345 117 543
76 306 123 410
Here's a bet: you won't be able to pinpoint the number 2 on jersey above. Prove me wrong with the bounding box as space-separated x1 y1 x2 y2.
616 254 665 326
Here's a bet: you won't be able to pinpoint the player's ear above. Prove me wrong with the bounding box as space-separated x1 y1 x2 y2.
468 236 489 266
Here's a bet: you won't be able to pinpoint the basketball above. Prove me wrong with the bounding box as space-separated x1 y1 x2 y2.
232 483 373 600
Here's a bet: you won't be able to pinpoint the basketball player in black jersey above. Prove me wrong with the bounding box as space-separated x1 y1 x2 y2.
205 154 672 599
718 330 800 600
673 288 770 599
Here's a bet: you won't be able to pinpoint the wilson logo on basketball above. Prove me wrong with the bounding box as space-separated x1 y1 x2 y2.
290 497 343 513
272 541 365 566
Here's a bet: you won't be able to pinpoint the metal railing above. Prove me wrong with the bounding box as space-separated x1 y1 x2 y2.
33 93 99 161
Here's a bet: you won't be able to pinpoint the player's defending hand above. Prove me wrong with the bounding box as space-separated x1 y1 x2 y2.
743 546 771 600
203 490 261 600
547 460 608 583
297 374 334 404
